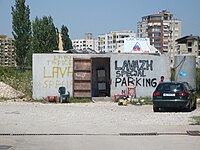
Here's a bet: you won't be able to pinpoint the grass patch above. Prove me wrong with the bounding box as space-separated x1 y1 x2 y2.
69 97 92 103
191 116 200 125
28 99 47 103
138 96 152 105
29 97 92 104
0 97 10 102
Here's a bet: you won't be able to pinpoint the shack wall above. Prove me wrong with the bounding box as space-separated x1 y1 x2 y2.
110 54 170 97
33 54 73 99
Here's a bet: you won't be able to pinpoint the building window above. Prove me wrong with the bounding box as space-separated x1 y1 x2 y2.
154 33 161 37
187 42 192 47
163 25 169 29
154 44 161 47
151 16 161 21
163 46 168 49
153 28 161 32
188 48 192 53
154 38 161 42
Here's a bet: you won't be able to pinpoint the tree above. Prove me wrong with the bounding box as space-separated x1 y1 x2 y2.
12 0 32 67
32 16 58 53
61 25 72 50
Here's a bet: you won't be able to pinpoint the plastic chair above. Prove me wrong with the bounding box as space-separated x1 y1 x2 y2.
58 87 70 103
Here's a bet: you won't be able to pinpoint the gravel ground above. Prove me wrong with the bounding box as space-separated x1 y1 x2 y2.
0 102 200 134
0 82 24 99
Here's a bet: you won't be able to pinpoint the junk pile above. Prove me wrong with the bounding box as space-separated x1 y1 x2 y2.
117 95 144 106
0 82 24 99
118 96 128 106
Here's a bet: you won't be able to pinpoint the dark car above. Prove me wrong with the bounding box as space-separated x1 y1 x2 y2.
152 82 196 112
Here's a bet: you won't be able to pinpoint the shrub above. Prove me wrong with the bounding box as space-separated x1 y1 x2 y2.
191 116 200 125
0 66 32 98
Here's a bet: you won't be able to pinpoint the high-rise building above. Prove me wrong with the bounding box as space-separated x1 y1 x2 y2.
176 35 200 67
97 30 136 53
0 35 16 67
72 33 98 52
137 10 182 64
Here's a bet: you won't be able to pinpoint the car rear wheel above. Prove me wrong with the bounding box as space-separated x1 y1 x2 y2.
153 106 159 112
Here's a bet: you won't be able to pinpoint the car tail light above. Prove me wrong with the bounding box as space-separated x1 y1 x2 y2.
178 92 188 96
153 91 161 96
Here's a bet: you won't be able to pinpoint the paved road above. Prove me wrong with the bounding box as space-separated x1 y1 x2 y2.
0 134 200 150
0 102 199 150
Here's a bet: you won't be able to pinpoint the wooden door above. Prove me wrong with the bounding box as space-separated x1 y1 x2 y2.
73 58 92 97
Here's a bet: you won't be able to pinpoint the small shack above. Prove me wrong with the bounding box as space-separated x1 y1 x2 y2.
32 53 170 100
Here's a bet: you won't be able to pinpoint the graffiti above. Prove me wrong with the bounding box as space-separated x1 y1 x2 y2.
114 59 157 87
47 55 72 66
75 72 86 78
115 77 157 87
44 66 72 78
43 80 73 89
115 60 153 77
42 55 73 89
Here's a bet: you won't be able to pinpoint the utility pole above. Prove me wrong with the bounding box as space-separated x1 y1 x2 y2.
169 30 173 67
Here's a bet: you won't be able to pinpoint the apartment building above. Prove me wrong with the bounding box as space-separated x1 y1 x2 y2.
176 35 200 67
97 30 136 53
137 10 182 64
0 35 16 67
72 33 98 52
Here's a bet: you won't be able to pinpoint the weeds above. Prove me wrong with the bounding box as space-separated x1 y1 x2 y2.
191 116 200 125
0 67 32 98
69 97 92 103
138 96 152 105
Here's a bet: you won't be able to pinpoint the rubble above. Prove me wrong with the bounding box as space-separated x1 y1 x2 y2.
0 82 24 99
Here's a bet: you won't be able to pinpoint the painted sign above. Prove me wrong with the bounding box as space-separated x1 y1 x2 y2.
114 59 157 88
33 54 73 99
124 38 151 53
111 54 170 97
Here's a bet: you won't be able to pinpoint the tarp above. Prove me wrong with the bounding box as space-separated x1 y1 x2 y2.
117 37 160 54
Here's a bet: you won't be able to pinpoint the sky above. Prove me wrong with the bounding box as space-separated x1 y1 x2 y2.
0 0 200 39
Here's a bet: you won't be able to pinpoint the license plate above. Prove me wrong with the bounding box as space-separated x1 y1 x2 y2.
163 93 175 96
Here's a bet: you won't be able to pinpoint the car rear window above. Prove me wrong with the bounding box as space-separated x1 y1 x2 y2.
156 83 184 92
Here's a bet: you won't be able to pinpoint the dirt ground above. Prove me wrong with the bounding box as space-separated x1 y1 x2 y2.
0 102 200 134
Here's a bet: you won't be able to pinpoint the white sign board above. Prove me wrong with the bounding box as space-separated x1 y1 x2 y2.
33 54 73 99
124 38 151 53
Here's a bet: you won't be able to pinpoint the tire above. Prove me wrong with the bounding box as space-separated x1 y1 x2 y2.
153 106 159 112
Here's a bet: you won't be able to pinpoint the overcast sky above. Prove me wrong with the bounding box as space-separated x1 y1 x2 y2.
0 0 200 39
